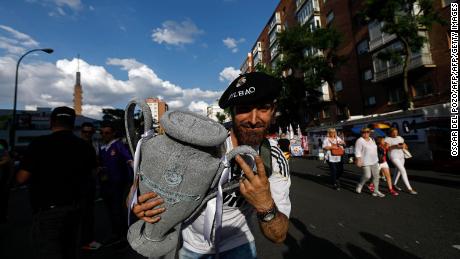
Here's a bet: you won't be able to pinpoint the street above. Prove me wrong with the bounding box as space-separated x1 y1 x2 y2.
1 158 459 259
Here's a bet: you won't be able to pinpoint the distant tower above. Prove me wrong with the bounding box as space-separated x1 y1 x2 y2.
73 55 83 116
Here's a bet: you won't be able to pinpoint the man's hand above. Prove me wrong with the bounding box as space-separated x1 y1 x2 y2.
235 155 274 212
132 192 165 224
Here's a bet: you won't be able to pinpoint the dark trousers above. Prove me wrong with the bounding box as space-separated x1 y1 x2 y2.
80 182 96 245
327 161 344 185
31 205 82 259
101 181 129 240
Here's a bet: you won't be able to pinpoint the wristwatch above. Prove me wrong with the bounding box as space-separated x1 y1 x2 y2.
257 203 278 222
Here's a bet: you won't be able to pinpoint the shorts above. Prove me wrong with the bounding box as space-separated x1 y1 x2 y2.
379 162 389 170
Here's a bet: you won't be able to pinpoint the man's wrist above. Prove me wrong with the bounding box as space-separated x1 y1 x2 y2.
256 202 278 222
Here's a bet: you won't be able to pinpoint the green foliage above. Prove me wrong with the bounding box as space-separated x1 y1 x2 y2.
102 108 126 137
257 24 343 126
215 112 227 124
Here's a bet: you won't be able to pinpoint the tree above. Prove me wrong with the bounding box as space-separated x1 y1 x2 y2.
215 112 227 124
256 24 343 126
362 0 444 110
102 108 129 137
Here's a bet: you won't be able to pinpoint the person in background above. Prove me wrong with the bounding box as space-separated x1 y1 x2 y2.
373 137 399 196
354 128 385 197
16 106 97 259
98 121 133 244
278 133 291 160
322 128 345 190
79 122 102 250
0 139 13 223
385 128 417 195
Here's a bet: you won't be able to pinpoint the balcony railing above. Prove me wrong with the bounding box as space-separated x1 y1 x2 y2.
297 0 320 25
373 52 434 82
369 33 397 52
268 12 281 33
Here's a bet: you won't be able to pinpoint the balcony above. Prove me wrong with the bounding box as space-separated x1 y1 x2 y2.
318 81 331 102
296 0 320 25
368 21 398 51
373 52 435 82
268 12 281 33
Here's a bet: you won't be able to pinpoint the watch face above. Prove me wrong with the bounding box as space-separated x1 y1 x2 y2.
263 212 276 222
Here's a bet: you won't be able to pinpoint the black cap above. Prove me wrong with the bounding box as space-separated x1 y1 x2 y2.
51 106 76 122
218 72 282 109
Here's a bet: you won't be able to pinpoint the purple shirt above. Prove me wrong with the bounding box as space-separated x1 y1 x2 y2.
99 139 133 182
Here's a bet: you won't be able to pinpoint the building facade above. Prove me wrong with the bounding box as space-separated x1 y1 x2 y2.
145 97 169 133
241 0 451 125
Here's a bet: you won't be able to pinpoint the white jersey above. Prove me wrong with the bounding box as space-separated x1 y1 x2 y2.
181 136 291 254
384 136 405 160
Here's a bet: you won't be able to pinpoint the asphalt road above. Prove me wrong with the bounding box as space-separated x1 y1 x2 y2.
1 158 459 259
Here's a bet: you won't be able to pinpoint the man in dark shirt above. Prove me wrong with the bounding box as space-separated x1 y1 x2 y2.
98 121 133 244
17 106 97 259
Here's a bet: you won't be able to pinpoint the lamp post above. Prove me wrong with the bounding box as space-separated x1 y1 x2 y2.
9 48 54 151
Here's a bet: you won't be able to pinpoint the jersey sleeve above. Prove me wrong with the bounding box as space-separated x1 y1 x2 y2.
269 145 291 218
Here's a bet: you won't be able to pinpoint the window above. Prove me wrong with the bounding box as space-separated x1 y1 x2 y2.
356 39 369 55
366 96 376 106
334 80 343 91
323 108 331 118
326 11 334 24
388 88 404 103
363 69 373 81
414 81 433 97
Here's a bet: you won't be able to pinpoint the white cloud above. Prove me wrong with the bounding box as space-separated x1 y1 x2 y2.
219 67 241 82
27 0 83 16
223 37 245 53
0 25 39 54
0 56 222 119
89 5 95 11
188 101 209 115
152 20 204 46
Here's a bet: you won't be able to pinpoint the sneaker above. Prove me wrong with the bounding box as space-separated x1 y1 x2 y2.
372 191 385 198
82 241 102 250
355 185 362 194
393 185 402 191
408 189 418 195
367 183 375 193
389 189 399 196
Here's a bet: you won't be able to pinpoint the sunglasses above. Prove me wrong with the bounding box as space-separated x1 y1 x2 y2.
81 130 94 134
362 131 371 133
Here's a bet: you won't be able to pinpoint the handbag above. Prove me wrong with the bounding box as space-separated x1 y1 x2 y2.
403 149 412 159
330 138 344 156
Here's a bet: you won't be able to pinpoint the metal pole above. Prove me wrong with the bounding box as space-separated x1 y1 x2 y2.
9 48 53 151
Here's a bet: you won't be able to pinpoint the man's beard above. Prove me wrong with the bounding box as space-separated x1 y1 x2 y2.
233 122 268 147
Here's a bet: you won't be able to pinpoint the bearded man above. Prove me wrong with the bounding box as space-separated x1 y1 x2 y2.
132 72 291 258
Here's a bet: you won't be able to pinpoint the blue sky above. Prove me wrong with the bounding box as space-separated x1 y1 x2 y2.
0 0 278 118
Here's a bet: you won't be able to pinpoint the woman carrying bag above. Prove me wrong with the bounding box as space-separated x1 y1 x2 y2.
322 128 345 190
384 128 417 195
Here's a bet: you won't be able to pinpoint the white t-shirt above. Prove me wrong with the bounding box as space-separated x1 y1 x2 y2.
354 137 378 166
384 136 405 160
181 136 291 254
322 137 344 163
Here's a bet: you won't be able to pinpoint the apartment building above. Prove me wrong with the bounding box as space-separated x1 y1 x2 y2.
241 0 451 125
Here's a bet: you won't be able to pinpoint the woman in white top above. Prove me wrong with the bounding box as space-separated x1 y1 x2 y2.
354 128 385 197
384 128 417 195
322 128 345 190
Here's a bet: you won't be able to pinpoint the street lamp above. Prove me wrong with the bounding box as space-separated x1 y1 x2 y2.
9 48 54 151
